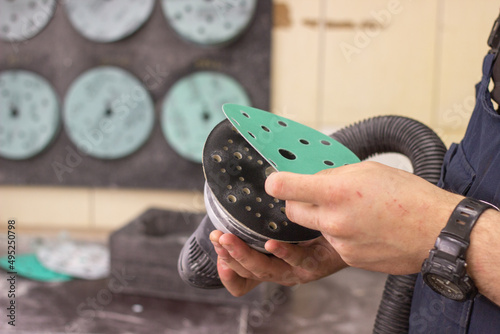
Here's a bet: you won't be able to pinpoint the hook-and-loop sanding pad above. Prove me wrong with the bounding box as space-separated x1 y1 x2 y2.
203 105 359 243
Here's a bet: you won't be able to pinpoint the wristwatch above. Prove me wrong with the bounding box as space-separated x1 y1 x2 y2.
421 197 499 301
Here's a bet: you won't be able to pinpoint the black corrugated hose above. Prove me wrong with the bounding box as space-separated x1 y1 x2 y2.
330 116 447 334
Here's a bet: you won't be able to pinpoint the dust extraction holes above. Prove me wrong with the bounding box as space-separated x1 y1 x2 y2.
241 111 250 118
279 149 296 160
278 121 287 127
261 125 270 132
324 160 334 166
268 222 278 230
299 139 309 145
242 187 251 195
212 154 222 163
321 140 331 146
227 195 237 203
265 166 276 177
234 152 243 159
248 132 255 138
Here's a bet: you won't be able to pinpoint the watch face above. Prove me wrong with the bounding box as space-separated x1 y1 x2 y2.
161 0 257 46
161 71 251 163
425 273 465 301
0 0 57 42
63 66 155 159
64 0 155 43
0 70 60 160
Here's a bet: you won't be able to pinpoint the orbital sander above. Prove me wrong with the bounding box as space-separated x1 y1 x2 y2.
177 104 360 288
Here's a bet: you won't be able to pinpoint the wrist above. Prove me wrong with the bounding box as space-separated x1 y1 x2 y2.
419 193 462 262
466 209 498 291
421 197 498 301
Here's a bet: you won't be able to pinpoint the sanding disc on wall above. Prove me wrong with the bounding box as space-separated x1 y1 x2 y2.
0 70 60 160
161 0 257 46
161 71 251 163
64 0 155 43
0 0 57 42
63 66 155 159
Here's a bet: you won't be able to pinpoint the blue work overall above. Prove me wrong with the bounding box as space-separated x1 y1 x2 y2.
409 52 500 333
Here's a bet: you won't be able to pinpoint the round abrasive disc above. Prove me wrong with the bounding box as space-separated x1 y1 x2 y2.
203 119 321 242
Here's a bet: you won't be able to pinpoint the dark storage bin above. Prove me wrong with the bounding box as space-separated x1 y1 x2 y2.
109 208 282 305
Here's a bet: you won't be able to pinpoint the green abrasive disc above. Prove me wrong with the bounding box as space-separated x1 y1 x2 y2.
0 70 60 160
63 66 155 159
0 254 72 282
161 0 257 46
64 0 155 43
223 104 360 174
0 0 57 42
161 71 251 163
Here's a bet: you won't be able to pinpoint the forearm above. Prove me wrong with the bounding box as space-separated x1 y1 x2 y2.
467 209 500 306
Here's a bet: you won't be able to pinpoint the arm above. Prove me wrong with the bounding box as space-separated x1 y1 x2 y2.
265 161 500 306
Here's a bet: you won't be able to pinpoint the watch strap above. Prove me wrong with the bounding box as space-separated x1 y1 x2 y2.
441 198 498 243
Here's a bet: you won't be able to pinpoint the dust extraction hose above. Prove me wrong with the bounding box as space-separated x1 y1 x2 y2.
330 115 447 334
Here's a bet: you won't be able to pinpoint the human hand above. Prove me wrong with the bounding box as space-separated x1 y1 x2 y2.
210 230 348 297
265 161 463 275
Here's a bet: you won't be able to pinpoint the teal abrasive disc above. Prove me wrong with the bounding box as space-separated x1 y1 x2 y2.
63 66 155 159
161 71 251 163
64 0 155 43
161 0 257 46
223 104 360 174
0 0 57 42
0 70 60 160
0 253 72 282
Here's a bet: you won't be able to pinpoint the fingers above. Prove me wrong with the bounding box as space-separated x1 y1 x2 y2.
218 234 276 281
212 231 330 277
265 239 318 267
210 231 255 277
217 257 260 297
211 232 301 284
210 231 261 296
211 231 272 280
266 171 338 205
284 200 324 231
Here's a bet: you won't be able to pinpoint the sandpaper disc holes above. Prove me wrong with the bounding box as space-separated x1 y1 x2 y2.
223 104 360 175
204 120 321 241
210 143 288 233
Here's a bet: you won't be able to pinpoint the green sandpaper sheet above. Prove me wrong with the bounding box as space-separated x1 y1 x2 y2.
223 104 360 175
0 254 73 282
